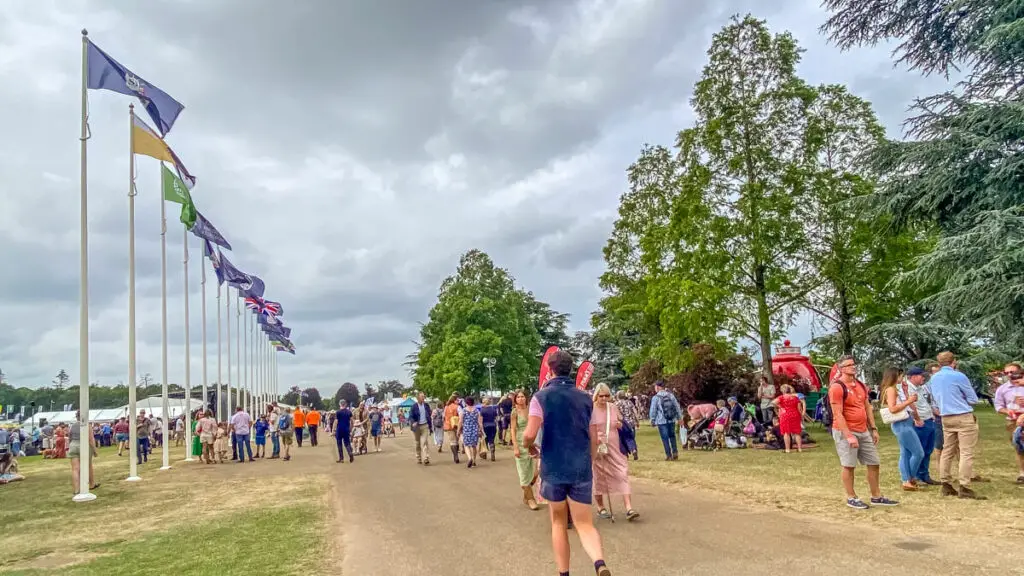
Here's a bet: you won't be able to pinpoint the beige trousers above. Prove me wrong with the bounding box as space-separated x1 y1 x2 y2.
938 413 979 486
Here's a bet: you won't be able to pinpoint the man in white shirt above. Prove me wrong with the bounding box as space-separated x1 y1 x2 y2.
230 407 254 463
268 405 281 459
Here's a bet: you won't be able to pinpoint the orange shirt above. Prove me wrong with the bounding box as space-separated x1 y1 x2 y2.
443 404 459 431
306 410 321 426
293 410 306 428
829 379 869 433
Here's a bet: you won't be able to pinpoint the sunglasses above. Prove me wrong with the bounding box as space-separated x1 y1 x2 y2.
840 363 856 369
597 394 611 398
1008 372 1024 380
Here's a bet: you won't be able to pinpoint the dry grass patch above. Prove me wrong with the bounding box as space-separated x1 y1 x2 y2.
0 446 330 571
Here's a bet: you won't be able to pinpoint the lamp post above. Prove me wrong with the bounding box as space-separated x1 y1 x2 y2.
482 357 496 392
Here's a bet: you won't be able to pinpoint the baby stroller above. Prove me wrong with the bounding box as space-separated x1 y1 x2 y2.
687 416 715 451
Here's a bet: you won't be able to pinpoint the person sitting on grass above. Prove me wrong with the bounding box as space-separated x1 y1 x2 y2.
0 452 24 485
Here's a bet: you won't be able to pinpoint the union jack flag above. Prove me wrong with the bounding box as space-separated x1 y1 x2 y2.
245 296 283 317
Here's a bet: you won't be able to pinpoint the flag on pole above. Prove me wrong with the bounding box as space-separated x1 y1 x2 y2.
130 114 196 187
245 296 283 317
219 251 266 298
205 240 225 284
160 164 197 228
86 39 184 136
191 211 231 250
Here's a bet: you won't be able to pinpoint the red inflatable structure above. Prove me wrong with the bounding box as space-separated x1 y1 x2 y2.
770 340 823 391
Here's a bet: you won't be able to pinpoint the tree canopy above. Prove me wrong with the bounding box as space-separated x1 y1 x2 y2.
413 250 543 398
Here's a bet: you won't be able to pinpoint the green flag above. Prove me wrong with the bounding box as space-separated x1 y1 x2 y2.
161 164 197 228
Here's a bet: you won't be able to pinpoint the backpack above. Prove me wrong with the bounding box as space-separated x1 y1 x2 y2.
821 380 864 430
278 414 290 431
659 392 680 421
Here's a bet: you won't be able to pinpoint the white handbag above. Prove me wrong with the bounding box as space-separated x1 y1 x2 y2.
880 406 909 425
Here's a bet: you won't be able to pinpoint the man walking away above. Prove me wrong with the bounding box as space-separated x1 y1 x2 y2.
524 350 612 576
649 381 681 461
279 407 294 461
268 405 281 459
231 406 254 463
294 407 306 447
334 401 354 463
829 355 898 509
409 393 432 465
930 351 986 499
307 408 321 447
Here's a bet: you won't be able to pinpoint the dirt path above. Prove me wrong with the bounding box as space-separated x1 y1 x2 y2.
320 433 1017 575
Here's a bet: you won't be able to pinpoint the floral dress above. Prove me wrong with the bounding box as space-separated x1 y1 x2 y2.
461 406 481 447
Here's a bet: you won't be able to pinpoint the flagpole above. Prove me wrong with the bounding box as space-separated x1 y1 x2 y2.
159 164 171 471
243 309 249 415
126 104 141 482
236 291 241 417
74 29 96 503
216 274 221 422
201 238 208 421
226 287 232 419
182 226 193 462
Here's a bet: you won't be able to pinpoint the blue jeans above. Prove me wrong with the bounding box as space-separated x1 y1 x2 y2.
913 418 937 481
137 437 150 464
891 419 925 482
236 434 253 461
657 422 678 457
271 432 280 457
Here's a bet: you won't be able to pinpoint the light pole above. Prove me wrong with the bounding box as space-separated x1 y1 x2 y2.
482 357 496 392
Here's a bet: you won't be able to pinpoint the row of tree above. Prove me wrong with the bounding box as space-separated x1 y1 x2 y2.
595 8 1019 389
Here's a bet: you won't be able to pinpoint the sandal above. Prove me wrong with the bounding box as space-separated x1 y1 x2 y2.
90 483 101 490
597 508 612 519
626 509 639 521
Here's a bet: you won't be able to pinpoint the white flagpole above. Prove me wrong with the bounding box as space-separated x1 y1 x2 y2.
126 104 140 482
226 287 232 418
159 162 171 471
243 309 249 415
75 29 96 503
236 291 241 416
201 238 208 421
182 226 193 462
216 275 222 422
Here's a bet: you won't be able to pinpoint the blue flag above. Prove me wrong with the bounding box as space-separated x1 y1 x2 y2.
191 212 232 250
86 39 184 136
204 240 225 285
219 251 265 298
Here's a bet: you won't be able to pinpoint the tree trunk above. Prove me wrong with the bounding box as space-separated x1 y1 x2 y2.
754 264 774 386
838 285 854 355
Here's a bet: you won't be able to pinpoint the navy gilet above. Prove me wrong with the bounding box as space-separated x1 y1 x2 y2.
536 376 593 485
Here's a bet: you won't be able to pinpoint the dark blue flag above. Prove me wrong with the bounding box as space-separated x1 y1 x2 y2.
86 39 184 136
191 212 232 250
219 251 265 298
204 240 225 285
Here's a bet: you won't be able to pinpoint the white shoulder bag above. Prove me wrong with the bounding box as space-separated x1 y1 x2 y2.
596 405 612 456
880 386 910 425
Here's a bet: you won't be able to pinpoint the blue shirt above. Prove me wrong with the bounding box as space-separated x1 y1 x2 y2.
649 390 681 425
334 409 352 435
480 405 497 427
929 366 979 416
254 421 269 439
534 377 593 485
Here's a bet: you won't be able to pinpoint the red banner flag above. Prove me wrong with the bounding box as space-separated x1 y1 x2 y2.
575 361 594 391
538 346 560 388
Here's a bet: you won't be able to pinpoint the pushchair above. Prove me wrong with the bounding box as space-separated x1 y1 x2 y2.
687 416 715 451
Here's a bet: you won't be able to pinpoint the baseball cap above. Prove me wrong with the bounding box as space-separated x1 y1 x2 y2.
907 367 927 377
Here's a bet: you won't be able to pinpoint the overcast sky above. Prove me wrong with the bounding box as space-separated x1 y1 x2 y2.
0 0 951 393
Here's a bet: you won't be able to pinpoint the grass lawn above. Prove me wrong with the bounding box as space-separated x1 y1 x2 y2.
630 406 1023 538
0 445 331 575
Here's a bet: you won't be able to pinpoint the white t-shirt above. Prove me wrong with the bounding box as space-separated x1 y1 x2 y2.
230 411 253 436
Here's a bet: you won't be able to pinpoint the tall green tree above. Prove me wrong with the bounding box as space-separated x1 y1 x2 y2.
521 292 571 353
375 379 407 398
334 382 360 408
52 369 70 390
667 15 814 380
568 330 628 390
822 0 1024 352
414 250 540 398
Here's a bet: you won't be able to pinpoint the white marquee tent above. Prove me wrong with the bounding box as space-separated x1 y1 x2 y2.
19 397 204 427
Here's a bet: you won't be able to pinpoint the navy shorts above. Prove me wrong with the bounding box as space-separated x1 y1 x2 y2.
540 479 593 505
1013 426 1024 455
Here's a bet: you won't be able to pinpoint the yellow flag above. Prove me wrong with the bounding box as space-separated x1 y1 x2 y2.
132 114 174 162
132 113 196 188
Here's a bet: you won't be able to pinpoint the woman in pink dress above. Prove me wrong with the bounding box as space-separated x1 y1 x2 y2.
591 383 639 522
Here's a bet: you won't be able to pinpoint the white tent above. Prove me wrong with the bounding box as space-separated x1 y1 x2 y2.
19 397 204 427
